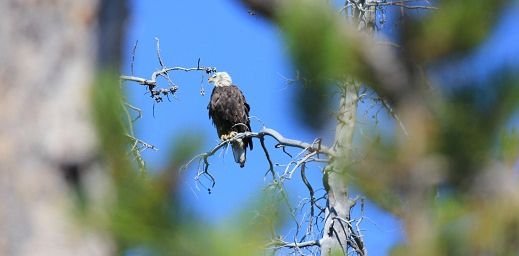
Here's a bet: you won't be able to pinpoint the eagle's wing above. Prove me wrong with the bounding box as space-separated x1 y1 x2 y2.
208 84 253 167
207 87 218 119
231 85 253 150
208 86 227 138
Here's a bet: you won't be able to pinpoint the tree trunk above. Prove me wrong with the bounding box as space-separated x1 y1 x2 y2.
320 83 361 255
320 1 376 253
0 1 124 255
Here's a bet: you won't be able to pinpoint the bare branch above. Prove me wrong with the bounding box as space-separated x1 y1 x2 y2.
301 163 317 235
269 238 321 249
186 127 332 167
380 97 408 136
126 134 159 151
368 1 438 10
125 103 142 122
261 128 332 156
182 127 331 194
121 66 216 86
260 136 276 180
282 151 318 180
155 37 165 68
120 39 216 103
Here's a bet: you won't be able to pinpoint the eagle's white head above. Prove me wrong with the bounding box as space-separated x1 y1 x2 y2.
208 72 232 87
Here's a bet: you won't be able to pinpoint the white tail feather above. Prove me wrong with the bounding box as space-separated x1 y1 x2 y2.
231 139 246 168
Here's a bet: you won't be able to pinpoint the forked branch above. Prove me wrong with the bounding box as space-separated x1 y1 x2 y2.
120 38 216 102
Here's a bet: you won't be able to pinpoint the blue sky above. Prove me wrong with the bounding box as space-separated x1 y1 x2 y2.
123 1 519 254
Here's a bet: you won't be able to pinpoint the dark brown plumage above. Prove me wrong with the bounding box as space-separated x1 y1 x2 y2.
207 72 252 167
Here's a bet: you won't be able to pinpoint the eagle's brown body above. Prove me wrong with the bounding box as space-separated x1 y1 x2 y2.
207 74 253 167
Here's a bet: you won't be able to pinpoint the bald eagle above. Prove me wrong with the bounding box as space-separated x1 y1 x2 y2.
208 72 253 168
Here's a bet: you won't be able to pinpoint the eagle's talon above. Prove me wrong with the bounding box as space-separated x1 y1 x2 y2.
220 134 229 141
220 132 238 142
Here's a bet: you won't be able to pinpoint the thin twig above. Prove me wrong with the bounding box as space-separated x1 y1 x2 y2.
125 103 142 122
131 40 138 76
301 163 317 237
260 136 276 180
155 37 165 68
126 134 159 151
380 97 408 136
284 151 317 180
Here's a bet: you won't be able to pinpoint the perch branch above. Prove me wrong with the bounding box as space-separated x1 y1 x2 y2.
187 127 332 166
182 127 332 191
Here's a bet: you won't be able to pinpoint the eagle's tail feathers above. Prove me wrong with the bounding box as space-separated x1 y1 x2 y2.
231 139 246 168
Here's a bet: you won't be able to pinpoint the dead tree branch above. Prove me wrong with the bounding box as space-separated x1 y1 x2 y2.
120 38 216 102
182 127 332 192
269 239 321 249
127 134 158 152
121 38 215 171
367 0 437 10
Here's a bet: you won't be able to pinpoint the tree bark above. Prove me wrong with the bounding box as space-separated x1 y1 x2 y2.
0 1 123 255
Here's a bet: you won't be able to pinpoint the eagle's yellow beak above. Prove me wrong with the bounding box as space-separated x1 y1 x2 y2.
208 77 215 84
